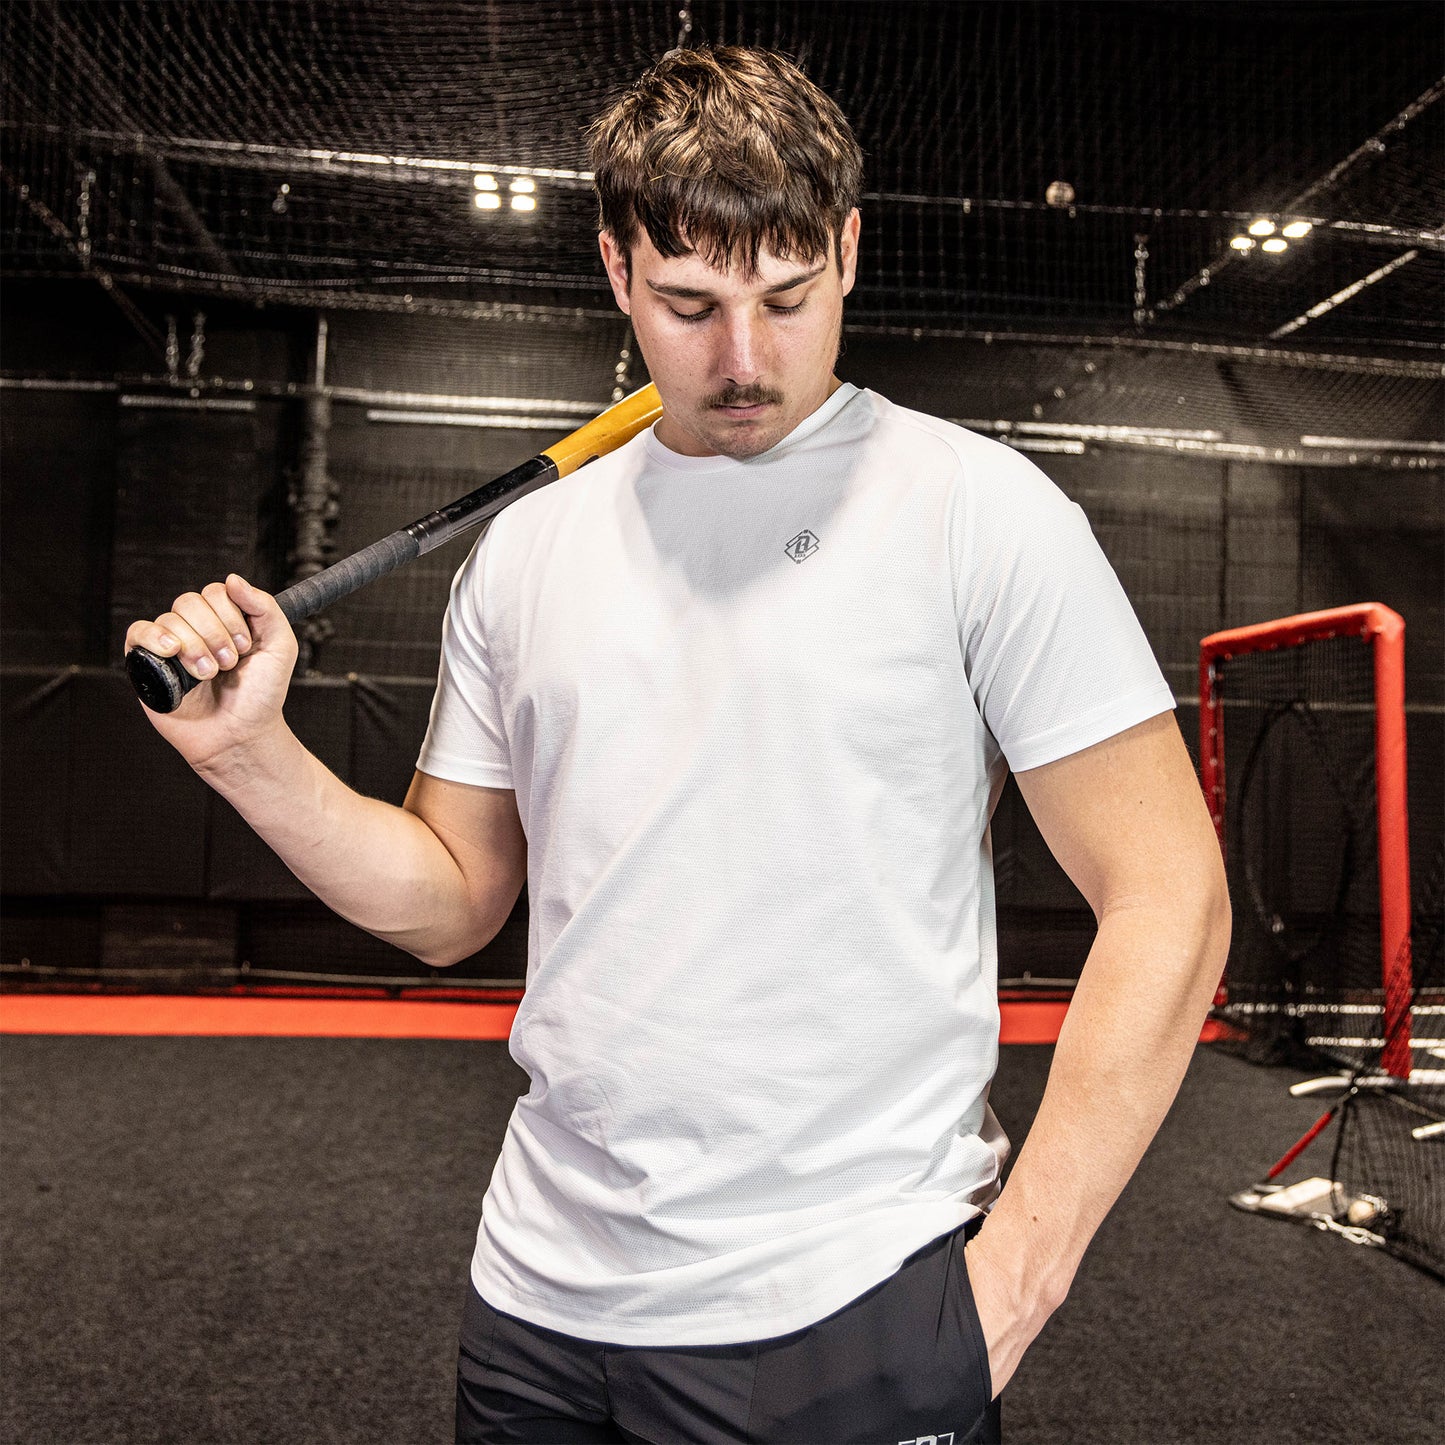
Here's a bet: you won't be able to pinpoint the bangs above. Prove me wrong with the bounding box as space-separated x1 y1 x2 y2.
627 171 840 278
588 46 863 279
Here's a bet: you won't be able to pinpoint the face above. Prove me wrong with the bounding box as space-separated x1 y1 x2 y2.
599 209 860 459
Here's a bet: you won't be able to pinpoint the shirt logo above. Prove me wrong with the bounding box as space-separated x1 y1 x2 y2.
899 1434 955 1445
784 529 820 563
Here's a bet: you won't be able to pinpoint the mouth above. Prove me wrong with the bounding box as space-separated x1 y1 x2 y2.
714 400 774 421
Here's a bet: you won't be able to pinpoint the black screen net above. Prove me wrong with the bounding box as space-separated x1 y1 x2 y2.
1 2 1441 997
1214 634 1391 1075
3 1 1441 355
3 1 1441 472
1329 842 1445 1279
1215 637 1444 1279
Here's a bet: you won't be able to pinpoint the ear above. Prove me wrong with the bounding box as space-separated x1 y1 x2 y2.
598 230 633 314
839 208 861 298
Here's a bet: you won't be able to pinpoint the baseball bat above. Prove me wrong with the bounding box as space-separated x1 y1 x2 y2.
126 382 662 714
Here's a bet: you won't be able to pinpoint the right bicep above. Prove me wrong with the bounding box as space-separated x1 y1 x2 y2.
403 770 527 945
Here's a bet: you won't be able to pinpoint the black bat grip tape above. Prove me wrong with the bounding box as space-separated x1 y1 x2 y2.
125 529 422 714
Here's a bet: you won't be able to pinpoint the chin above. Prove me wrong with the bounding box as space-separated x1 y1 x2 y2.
717 432 782 460
705 413 791 460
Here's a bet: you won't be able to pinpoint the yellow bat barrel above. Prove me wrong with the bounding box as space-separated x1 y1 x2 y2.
543 383 663 478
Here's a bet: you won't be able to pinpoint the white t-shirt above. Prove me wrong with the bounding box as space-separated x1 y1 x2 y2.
417 383 1175 1346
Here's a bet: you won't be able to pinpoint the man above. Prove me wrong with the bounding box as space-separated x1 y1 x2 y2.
127 46 1229 1445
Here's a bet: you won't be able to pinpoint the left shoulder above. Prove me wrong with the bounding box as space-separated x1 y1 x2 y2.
863 390 1076 514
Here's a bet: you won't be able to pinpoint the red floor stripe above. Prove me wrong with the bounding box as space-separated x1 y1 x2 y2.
0 995 516 1040
0 994 1235 1045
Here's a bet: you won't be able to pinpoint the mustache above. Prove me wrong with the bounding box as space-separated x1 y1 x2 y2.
708 385 783 408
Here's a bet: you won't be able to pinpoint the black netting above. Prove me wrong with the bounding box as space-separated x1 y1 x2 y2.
3 1 1440 357
1214 633 1388 1073
1215 650 1442 1279
1328 839 1445 1279
2 3 1441 999
3 2 1440 466
1330 1085 1445 1280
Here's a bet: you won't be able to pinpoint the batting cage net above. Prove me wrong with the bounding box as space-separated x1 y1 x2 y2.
3 1 1442 457
7 0 1440 329
3 0 1441 479
2 3 1441 996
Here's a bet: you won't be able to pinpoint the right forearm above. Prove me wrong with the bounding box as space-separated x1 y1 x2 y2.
195 724 479 964
127 575 503 965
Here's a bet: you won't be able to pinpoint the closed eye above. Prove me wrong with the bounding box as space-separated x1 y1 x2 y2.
668 300 807 324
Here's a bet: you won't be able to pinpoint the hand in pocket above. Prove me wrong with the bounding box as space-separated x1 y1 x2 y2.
962 1225 1041 1399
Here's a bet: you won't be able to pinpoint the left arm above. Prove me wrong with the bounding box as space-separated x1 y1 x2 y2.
967 709 1231 1394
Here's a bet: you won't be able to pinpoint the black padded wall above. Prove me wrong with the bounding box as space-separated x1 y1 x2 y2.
108 405 265 666
0 668 525 985
2 284 1441 990
0 388 116 666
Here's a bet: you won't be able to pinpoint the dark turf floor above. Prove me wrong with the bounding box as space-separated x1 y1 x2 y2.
1 1033 1440 1444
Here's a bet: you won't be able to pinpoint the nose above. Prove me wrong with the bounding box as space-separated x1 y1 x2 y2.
718 311 764 387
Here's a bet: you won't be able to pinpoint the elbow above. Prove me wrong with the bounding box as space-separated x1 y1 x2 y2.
411 914 507 971
1213 884 1233 954
1209 845 1232 947
1215 888 1233 969
1196 863 1232 995
412 935 477 970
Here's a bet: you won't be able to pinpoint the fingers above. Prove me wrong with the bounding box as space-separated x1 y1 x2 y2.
124 575 277 683
202 580 254 655
157 596 235 680
123 612 187 670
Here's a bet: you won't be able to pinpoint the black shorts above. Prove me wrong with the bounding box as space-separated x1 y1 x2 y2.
456 1216 1001 1444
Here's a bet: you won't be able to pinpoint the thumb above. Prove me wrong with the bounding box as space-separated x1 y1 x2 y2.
225 572 281 622
224 573 295 653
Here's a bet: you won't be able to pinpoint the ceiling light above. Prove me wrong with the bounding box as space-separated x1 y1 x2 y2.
1281 220 1312 239
1248 218 1276 237
1262 237 1288 253
509 177 536 194
510 194 537 212
1230 235 1255 251
474 192 501 210
473 173 498 191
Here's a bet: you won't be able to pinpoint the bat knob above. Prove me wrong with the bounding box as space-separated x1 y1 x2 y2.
126 645 201 714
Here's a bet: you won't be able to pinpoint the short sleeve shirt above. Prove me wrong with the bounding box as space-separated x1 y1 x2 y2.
418 384 1175 1345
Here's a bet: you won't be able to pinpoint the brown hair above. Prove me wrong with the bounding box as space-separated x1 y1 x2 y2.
586 46 864 281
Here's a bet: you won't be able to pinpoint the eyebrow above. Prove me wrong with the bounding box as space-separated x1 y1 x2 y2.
645 261 828 302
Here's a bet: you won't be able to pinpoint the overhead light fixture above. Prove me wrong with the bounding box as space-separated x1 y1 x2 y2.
509 177 536 194
1262 237 1288 253
474 192 502 210
1248 218 1276 237
510 194 537 212
1281 220 1312 239
473 173 498 191
1230 235 1255 251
